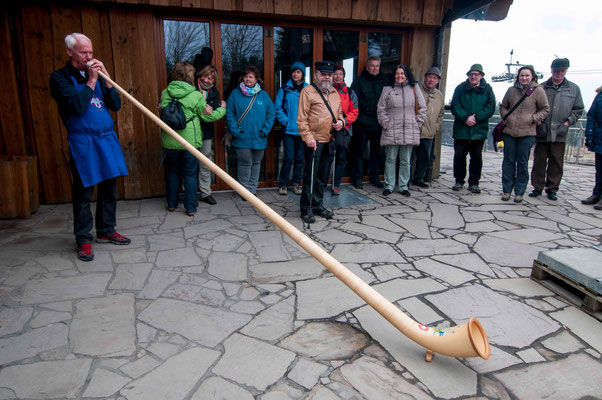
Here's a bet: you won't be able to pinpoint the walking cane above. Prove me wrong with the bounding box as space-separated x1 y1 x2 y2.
94 66 490 362
304 148 315 229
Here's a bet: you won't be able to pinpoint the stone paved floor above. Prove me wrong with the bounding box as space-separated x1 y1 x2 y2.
0 147 601 400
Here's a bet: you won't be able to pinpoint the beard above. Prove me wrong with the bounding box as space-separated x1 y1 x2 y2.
317 78 332 91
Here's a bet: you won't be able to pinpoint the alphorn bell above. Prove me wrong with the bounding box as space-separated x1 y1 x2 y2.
93 65 490 361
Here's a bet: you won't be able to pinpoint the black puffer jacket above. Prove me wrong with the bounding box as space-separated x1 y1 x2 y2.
351 69 389 130
200 87 221 141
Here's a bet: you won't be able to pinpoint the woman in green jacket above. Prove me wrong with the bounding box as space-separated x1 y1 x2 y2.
160 62 225 215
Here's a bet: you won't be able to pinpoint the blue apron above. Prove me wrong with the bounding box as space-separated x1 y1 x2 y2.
66 76 128 187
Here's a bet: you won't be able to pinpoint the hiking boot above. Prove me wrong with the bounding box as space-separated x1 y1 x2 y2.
546 191 558 201
200 195 217 205
382 189 392 196
77 242 94 262
401 190 411 197
301 213 315 224
313 208 334 219
528 189 542 197
468 185 481 194
371 179 384 188
582 195 601 205
278 186 287 195
332 187 340 195
413 181 429 188
452 183 463 191
186 211 196 216
594 199 602 210
501 193 511 201
96 231 131 245
292 184 302 195
514 195 523 203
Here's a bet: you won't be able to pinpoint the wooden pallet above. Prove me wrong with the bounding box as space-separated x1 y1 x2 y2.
531 260 602 319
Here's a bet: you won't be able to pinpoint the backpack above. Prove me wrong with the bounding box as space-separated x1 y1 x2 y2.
160 99 188 130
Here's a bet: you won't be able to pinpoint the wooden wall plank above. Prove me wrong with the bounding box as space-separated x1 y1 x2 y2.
400 0 423 24
328 0 352 20
110 8 144 198
351 0 377 21
409 27 435 79
0 11 27 155
422 0 442 26
243 0 274 13
213 0 233 11
273 0 292 15
22 4 72 203
377 0 401 23
302 0 321 18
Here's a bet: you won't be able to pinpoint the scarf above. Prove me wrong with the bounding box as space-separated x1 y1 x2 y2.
240 82 261 97
292 80 304 93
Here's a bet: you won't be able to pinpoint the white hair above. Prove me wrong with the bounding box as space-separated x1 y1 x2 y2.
64 33 91 50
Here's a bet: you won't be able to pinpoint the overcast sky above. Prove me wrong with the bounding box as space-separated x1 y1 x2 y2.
444 0 602 111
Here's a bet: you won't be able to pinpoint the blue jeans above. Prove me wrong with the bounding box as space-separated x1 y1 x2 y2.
165 148 199 213
384 145 413 192
412 138 433 183
279 134 304 187
352 126 382 183
235 147 265 194
502 134 535 195
594 152 602 196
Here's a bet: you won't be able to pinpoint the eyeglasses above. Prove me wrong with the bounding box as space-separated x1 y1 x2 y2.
468 72 482 77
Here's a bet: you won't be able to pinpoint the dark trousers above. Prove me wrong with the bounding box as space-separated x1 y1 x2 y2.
300 142 332 214
69 157 117 245
165 148 199 213
412 138 433 183
279 134 305 187
352 126 381 183
531 141 566 193
502 134 535 195
594 152 602 196
453 139 484 186
331 146 348 188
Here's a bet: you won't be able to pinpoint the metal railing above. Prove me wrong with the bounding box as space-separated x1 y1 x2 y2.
442 112 593 165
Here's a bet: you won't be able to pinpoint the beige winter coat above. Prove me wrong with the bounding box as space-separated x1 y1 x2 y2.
500 81 550 138
297 84 344 144
419 84 445 139
377 82 427 146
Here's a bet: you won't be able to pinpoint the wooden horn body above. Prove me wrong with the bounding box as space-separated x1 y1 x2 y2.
98 70 490 360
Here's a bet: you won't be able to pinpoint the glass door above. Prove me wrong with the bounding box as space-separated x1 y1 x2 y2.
220 23 264 182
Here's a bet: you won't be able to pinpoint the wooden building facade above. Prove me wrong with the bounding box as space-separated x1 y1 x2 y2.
0 0 500 205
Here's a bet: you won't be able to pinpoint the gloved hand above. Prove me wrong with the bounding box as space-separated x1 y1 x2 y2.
585 138 593 150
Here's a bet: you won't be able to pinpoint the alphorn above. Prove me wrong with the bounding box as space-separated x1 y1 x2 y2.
96 68 490 361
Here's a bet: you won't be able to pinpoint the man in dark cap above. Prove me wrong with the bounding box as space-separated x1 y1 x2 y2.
530 58 584 200
412 66 445 188
297 61 344 223
450 63 496 193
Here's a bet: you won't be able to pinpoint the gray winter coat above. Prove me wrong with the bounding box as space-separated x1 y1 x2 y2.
536 78 584 142
377 82 427 146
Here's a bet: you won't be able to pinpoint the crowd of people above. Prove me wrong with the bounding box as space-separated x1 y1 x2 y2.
50 32 602 261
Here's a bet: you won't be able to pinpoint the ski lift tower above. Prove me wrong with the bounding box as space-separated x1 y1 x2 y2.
492 50 544 82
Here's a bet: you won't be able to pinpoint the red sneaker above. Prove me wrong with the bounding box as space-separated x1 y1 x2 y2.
77 243 94 262
332 187 340 195
96 231 131 245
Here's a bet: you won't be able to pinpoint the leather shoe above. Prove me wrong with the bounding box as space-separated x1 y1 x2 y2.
382 189 392 196
594 200 602 210
353 181 363 189
528 189 542 198
301 213 315 223
581 195 600 205
546 191 558 201
200 195 217 205
413 181 429 188
313 208 333 219
401 190 411 197
371 180 384 189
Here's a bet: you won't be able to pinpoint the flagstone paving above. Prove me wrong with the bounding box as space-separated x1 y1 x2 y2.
0 147 600 399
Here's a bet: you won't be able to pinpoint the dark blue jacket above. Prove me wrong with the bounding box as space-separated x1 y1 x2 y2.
585 91 602 154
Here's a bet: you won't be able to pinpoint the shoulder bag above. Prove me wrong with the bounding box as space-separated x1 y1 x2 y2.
492 86 536 151
222 92 257 147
